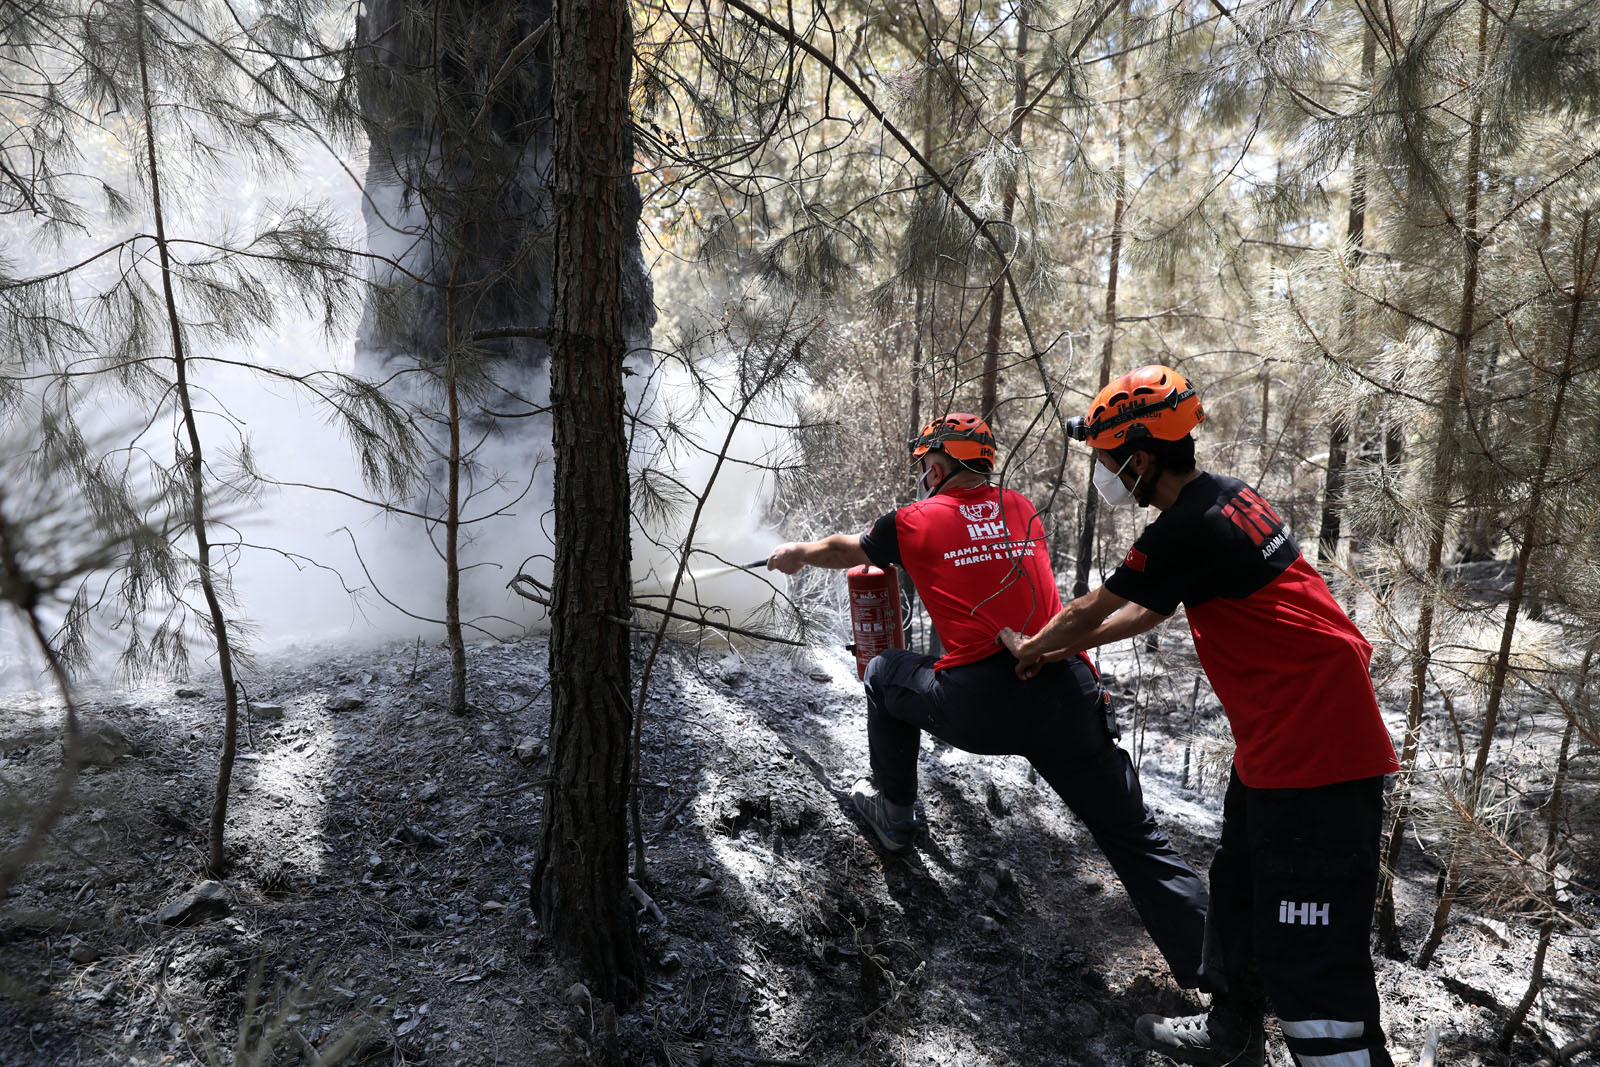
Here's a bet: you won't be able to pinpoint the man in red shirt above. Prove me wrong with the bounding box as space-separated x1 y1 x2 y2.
1002 367 1399 1067
767 414 1209 992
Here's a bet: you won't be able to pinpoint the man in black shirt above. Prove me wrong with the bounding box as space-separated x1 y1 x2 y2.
1003 366 1397 1067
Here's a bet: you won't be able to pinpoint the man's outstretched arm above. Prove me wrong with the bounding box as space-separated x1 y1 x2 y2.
767 534 870 574
998 585 1169 677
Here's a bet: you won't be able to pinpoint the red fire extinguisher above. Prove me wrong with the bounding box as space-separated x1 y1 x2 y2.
846 564 905 680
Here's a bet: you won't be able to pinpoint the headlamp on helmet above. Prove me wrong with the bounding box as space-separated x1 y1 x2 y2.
1077 365 1205 450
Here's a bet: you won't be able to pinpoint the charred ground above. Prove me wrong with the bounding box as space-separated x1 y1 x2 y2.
0 634 1596 1066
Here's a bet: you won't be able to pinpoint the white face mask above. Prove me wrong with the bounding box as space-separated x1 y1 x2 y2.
1093 455 1141 508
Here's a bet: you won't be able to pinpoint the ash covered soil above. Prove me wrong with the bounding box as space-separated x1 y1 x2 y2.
1 634 1596 1066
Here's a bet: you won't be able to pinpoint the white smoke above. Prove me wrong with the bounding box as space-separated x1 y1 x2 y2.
1 129 790 683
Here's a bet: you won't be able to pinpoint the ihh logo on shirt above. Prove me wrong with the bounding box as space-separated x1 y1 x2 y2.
966 521 1007 541
1279 900 1330 925
959 501 1000 522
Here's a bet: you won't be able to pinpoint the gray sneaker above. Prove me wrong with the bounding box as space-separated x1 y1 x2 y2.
849 778 921 853
1134 1001 1265 1066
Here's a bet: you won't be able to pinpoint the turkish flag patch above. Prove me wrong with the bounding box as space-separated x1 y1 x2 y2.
1123 547 1147 572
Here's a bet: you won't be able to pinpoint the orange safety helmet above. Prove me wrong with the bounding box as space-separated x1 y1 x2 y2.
1069 365 1205 449
908 413 997 468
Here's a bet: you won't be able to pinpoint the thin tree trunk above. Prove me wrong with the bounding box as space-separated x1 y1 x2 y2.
1257 362 1270 474
1381 4 1490 961
533 0 643 1003
1416 207 1592 967
979 18 1028 425
444 259 468 716
1499 708 1579 1051
906 97 935 656
1316 19 1374 569
1072 63 1125 598
629 332 810 874
1380 409 1403 541
910 277 926 438
909 83 933 444
1456 339 1502 563
1317 423 1349 567
136 0 241 877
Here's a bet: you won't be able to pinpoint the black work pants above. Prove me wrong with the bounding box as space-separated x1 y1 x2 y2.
863 647 1209 987
1200 768 1395 1067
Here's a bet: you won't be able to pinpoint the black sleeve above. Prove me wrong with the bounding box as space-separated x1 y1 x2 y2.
1102 516 1200 616
858 510 901 569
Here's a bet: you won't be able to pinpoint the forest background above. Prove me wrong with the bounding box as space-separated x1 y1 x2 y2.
1 0 1599 1063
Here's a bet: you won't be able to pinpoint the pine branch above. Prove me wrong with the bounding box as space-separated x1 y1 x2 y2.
1485 143 1600 240
715 0 1077 424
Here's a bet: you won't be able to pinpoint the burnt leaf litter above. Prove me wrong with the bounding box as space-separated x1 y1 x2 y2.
0 634 1595 1066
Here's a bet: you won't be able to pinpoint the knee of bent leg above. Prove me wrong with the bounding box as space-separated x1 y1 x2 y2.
862 648 911 691
862 655 899 701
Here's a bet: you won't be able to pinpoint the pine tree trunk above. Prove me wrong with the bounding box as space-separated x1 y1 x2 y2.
1416 207 1591 968
135 0 241 877
1257 362 1271 473
532 0 643 1003
1316 423 1348 567
979 19 1028 425
444 261 468 716
906 98 934 657
1409 4 1496 968
1316 20 1374 570
904 222 925 653
1072 72 1125 599
1377 4 1487 960
907 86 933 445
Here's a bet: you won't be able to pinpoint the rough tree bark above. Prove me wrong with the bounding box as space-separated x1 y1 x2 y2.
978 18 1029 426
355 0 558 369
355 0 559 715
531 0 645 1002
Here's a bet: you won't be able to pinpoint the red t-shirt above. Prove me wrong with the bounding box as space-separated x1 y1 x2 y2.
1104 473 1398 789
860 485 1062 670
